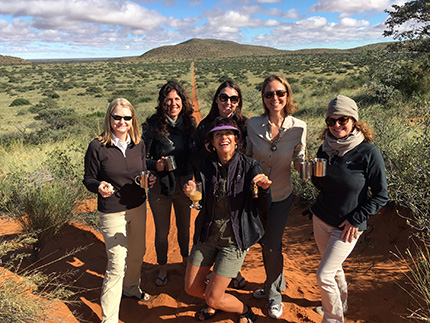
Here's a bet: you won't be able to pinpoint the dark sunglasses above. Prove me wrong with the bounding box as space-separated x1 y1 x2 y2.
325 116 351 127
263 90 287 99
218 93 240 104
110 114 133 121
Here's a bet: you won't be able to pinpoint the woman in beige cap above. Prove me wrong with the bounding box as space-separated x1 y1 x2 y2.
310 95 388 323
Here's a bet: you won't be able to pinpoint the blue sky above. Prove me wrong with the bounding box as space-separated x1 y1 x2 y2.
0 0 405 59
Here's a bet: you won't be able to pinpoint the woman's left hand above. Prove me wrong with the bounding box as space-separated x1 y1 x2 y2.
148 174 157 188
252 174 272 190
339 219 359 243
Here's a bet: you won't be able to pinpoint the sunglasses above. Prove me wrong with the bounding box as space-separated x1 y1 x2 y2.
263 90 287 100
110 114 133 121
325 116 351 127
218 93 240 104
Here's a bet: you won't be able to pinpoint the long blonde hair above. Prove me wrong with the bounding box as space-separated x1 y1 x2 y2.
261 74 298 117
97 98 141 145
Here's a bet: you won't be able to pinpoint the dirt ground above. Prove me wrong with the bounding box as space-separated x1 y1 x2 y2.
0 199 416 323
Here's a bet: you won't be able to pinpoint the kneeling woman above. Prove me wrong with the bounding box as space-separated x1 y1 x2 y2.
184 117 272 322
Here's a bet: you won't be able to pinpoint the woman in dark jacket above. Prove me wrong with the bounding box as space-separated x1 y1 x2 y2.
184 117 271 323
194 80 249 288
83 98 155 323
310 95 388 323
142 81 196 286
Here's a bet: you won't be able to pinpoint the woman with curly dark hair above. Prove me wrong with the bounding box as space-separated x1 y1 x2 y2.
184 117 271 323
142 81 196 287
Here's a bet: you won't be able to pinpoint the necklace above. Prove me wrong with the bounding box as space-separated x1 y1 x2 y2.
271 128 285 151
268 116 286 152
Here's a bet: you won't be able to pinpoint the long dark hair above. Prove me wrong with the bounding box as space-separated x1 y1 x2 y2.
208 80 247 130
148 80 196 136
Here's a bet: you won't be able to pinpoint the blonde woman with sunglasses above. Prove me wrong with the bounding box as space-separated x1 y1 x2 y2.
83 98 156 323
246 74 307 319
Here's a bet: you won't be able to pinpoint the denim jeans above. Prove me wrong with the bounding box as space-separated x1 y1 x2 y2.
260 193 293 306
313 214 362 323
148 174 193 265
98 203 147 323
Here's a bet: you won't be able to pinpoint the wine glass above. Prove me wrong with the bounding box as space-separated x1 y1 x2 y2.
189 181 203 210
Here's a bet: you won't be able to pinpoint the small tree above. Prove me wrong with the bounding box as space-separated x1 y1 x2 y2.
384 0 430 51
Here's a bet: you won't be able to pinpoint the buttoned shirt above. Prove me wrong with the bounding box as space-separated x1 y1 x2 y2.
246 115 306 202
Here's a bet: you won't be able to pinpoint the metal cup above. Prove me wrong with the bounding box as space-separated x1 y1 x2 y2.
313 158 327 177
300 161 313 180
135 171 149 188
163 155 177 171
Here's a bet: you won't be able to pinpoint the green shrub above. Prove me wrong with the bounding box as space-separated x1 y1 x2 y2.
4 178 81 251
10 98 31 107
371 102 430 243
0 148 86 251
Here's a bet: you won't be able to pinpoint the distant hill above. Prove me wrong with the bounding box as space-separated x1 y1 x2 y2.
0 54 28 64
140 38 285 60
138 38 391 61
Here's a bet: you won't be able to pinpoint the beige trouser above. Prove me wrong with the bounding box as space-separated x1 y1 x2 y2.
99 203 147 323
313 214 362 323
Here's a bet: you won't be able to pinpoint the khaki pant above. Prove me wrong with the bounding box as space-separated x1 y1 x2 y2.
99 203 147 323
313 214 362 323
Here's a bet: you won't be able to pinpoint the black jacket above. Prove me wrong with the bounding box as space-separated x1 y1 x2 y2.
83 139 147 213
194 153 271 250
142 115 194 177
311 142 388 231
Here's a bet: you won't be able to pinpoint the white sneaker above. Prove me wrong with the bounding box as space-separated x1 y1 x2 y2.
268 303 284 319
253 287 266 299
314 305 324 315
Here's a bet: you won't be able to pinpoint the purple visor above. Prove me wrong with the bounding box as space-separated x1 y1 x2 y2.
208 125 240 133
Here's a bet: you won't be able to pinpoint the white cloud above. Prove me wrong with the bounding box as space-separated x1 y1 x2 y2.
310 0 394 13
254 15 383 49
296 16 329 29
338 17 370 27
266 8 305 19
265 19 280 27
0 0 166 30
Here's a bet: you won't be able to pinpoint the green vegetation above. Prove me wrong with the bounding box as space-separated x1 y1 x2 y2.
10 98 31 107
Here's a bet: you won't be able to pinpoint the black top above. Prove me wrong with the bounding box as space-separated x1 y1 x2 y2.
83 139 147 213
194 152 271 250
311 142 389 231
142 116 194 177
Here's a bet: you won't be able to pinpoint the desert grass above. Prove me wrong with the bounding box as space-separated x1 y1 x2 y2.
0 234 78 323
392 242 430 322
